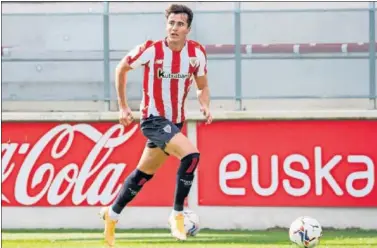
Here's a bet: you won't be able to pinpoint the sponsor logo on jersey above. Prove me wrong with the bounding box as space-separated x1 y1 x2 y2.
157 68 191 79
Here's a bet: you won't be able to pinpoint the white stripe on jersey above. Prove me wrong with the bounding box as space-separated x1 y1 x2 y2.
161 45 173 121
195 47 207 77
177 45 190 123
145 47 158 117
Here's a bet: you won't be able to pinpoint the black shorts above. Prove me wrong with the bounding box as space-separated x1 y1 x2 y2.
140 115 183 151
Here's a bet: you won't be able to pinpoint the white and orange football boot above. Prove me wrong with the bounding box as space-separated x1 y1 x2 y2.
99 207 118 248
168 211 187 241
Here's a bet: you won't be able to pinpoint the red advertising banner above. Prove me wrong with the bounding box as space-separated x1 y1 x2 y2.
2 122 185 207
197 120 377 207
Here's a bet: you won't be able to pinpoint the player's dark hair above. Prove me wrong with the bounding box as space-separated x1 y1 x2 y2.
165 4 194 28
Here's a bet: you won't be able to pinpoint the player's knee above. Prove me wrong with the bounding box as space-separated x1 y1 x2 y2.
188 146 199 155
129 169 154 188
165 132 198 158
137 162 161 175
178 152 200 176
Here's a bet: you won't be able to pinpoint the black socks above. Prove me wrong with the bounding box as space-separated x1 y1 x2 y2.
173 153 200 211
111 169 153 214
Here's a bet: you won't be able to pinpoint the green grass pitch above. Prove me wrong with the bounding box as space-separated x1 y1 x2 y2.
2 228 377 248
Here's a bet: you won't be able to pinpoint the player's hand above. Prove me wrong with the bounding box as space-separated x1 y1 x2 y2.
200 106 213 125
119 106 134 126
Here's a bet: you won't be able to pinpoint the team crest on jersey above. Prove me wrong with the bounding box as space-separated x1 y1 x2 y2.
189 57 198 67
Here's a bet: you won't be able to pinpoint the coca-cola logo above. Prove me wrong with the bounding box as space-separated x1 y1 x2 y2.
2 123 138 206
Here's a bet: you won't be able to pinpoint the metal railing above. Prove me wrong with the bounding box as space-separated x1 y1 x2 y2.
2 2 376 110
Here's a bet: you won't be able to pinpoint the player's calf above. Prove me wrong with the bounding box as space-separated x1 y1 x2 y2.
169 152 200 241
164 130 200 212
173 152 200 212
109 169 153 219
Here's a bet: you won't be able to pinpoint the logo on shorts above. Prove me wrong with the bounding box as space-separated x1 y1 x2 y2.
163 124 171 133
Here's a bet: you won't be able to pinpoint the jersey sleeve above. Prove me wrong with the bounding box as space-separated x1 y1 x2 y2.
125 40 154 69
195 45 208 77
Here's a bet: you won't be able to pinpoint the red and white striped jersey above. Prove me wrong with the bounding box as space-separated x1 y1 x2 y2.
125 38 207 123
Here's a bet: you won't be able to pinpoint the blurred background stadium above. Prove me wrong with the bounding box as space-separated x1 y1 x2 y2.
2 1 376 112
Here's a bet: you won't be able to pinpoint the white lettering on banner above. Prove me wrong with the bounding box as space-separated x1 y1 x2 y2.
251 155 278 196
1 124 138 206
219 147 374 198
346 155 374 197
1 143 19 203
283 154 311 197
315 147 343 196
219 153 247 195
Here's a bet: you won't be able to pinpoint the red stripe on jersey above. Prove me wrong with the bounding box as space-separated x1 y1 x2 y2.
181 42 197 123
198 44 207 59
142 62 150 119
171 51 181 123
127 40 154 66
153 41 165 117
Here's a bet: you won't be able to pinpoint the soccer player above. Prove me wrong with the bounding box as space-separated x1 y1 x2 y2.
99 4 212 247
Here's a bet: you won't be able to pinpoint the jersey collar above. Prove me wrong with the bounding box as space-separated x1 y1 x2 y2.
164 37 187 52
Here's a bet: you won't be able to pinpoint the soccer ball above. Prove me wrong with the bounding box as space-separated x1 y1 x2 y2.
183 209 200 236
289 216 323 248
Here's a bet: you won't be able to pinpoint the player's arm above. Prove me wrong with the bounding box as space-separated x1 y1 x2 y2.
195 75 210 110
194 47 212 124
115 41 153 109
115 56 133 109
194 46 210 110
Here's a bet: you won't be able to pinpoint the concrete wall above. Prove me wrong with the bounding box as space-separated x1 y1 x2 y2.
2 2 375 107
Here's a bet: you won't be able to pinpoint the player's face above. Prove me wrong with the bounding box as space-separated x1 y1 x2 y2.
166 13 190 42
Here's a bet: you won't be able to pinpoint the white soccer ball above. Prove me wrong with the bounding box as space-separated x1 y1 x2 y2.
183 209 200 236
289 216 323 248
